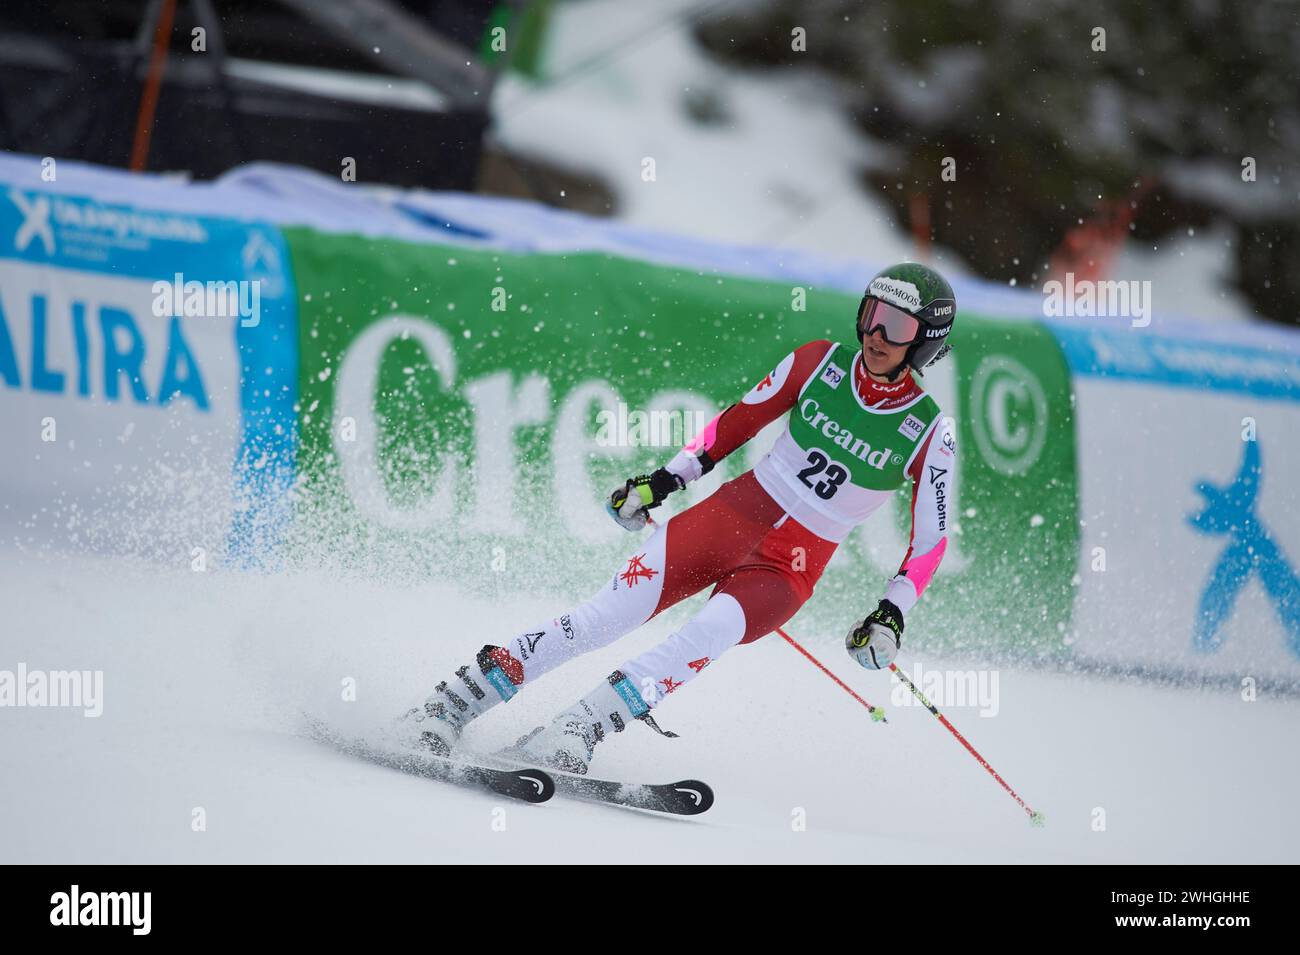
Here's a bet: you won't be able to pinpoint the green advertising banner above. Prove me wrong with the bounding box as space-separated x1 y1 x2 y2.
3 156 1297 690
284 228 1079 659
940 316 1080 656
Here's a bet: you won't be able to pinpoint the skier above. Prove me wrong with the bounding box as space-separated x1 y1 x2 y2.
399 263 959 775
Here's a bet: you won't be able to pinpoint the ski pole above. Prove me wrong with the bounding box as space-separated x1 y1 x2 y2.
888 662 1045 826
775 626 887 723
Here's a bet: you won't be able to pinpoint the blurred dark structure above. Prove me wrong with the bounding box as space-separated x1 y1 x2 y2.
0 0 529 190
696 0 1300 327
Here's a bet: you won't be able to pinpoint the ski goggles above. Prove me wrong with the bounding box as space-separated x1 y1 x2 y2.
859 297 921 346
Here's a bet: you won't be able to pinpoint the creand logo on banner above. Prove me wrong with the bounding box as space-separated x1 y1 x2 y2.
327 316 718 544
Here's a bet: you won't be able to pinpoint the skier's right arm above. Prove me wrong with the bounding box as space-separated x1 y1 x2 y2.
606 340 833 530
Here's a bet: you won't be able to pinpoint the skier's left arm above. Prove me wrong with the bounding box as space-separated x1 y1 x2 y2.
847 417 956 669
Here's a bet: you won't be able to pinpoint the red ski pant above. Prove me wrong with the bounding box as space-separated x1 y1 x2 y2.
513 471 838 705
647 471 837 643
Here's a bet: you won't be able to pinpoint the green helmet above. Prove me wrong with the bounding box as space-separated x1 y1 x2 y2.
855 262 957 375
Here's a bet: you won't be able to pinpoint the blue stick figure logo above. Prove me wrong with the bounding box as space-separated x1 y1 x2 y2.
1188 440 1300 657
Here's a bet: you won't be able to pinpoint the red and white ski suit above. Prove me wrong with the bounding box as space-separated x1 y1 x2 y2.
508 340 955 709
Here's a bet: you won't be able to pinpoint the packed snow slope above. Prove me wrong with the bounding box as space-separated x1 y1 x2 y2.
1 548 1295 864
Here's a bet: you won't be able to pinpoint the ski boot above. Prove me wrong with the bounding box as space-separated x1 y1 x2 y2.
396 645 524 756
515 669 663 775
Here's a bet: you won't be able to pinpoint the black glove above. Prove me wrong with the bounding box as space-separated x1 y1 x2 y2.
606 468 684 530
846 599 904 669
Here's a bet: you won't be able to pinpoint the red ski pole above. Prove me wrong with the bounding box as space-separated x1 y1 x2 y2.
775 626 887 723
888 662 1045 826
775 619 1042 826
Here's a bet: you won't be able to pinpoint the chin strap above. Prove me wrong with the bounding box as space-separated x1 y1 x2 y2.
860 346 911 383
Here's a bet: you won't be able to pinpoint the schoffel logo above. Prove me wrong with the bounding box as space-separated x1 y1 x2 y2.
516 631 544 660
928 465 948 532
969 355 1047 476
558 614 576 640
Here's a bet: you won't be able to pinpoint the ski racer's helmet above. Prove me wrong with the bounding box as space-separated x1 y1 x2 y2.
855 262 957 375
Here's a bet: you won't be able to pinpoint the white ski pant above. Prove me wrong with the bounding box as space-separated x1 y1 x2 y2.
505 521 749 708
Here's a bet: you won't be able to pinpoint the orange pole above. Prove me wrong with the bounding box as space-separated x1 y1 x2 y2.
129 0 178 172
909 192 931 260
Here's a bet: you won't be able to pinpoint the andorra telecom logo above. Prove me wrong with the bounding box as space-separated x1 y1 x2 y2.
1188 439 1300 658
